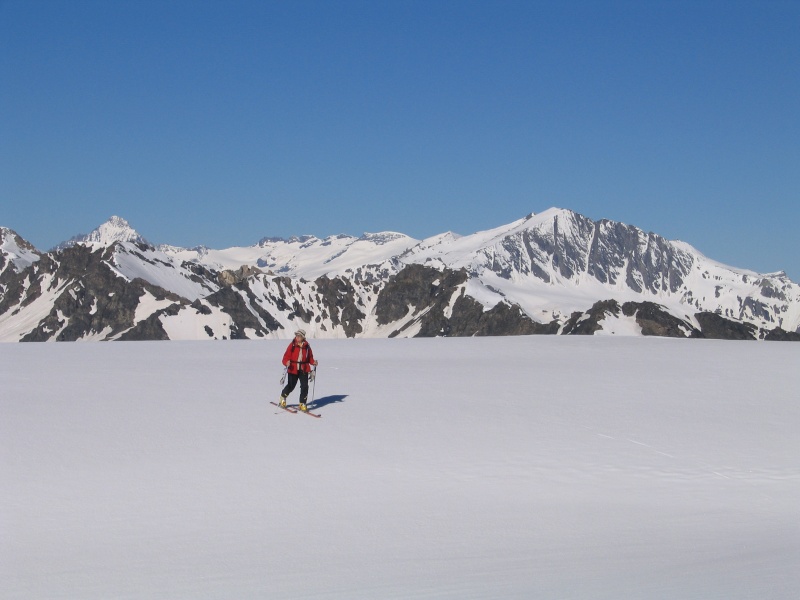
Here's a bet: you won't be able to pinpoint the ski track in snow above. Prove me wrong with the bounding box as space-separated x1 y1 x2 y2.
2 336 799 599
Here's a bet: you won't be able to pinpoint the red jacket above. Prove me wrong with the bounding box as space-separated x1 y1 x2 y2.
282 340 315 374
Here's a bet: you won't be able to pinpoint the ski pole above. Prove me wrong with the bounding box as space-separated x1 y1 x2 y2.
309 365 317 406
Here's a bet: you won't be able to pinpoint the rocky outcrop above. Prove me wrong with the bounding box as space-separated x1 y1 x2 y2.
562 300 623 335
445 295 559 337
203 285 278 339
372 264 558 337
374 264 466 326
313 276 367 338
622 301 699 338
695 312 758 340
218 265 263 286
763 327 800 341
116 305 178 341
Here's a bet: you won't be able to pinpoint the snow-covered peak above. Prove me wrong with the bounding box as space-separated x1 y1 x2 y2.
398 210 562 269
59 216 150 249
0 226 41 272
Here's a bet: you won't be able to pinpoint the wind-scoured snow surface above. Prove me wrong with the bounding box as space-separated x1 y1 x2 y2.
2 337 799 599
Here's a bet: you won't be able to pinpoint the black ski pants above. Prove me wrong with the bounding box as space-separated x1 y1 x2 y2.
281 371 309 403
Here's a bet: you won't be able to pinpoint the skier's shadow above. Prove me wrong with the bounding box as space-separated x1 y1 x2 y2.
309 394 348 410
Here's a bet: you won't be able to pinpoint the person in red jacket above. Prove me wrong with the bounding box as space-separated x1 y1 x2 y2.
279 329 318 412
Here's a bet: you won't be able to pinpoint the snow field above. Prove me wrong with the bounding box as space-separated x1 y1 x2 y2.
2 336 799 599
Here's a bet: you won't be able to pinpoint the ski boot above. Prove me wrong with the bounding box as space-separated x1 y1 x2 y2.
299 402 308 412
279 396 287 409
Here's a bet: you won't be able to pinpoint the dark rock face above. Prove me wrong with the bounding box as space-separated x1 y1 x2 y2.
203 287 261 340
622 301 699 338
0 255 41 316
695 312 758 340
313 276 366 338
446 296 559 337
763 327 800 341
528 299 790 341
374 264 467 326
372 264 558 337
557 300 701 337
562 300 622 335
116 306 176 341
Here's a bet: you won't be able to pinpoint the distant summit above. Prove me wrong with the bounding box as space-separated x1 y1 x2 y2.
56 216 150 250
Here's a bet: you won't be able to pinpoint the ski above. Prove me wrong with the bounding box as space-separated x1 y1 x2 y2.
270 401 321 418
295 406 322 418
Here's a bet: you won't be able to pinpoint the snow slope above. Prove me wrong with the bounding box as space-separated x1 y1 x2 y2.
162 231 418 280
2 337 798 599
111 243 218 301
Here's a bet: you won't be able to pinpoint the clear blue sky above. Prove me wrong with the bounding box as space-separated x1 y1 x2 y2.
2 0 798 279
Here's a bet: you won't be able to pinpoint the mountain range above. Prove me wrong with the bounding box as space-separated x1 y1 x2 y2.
2 209 799 341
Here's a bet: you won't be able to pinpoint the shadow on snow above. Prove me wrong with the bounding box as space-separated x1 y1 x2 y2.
309 394 348 411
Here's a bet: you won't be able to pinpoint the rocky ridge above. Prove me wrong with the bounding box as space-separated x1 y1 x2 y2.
1 210 799 342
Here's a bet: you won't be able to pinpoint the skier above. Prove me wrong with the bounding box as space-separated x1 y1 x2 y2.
279 329 318 412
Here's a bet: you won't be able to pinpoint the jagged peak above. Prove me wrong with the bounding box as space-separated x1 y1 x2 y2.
57 216 150 250
0 226 42 272
1 226 26 246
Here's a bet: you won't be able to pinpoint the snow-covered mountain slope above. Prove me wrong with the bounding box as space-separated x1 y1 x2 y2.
3 337 799 599
110 242 219 301
393 208 800 333
1 210 799 341
161 231 418 279
0 242 198 342
1 221 219 341
157 207 800 334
